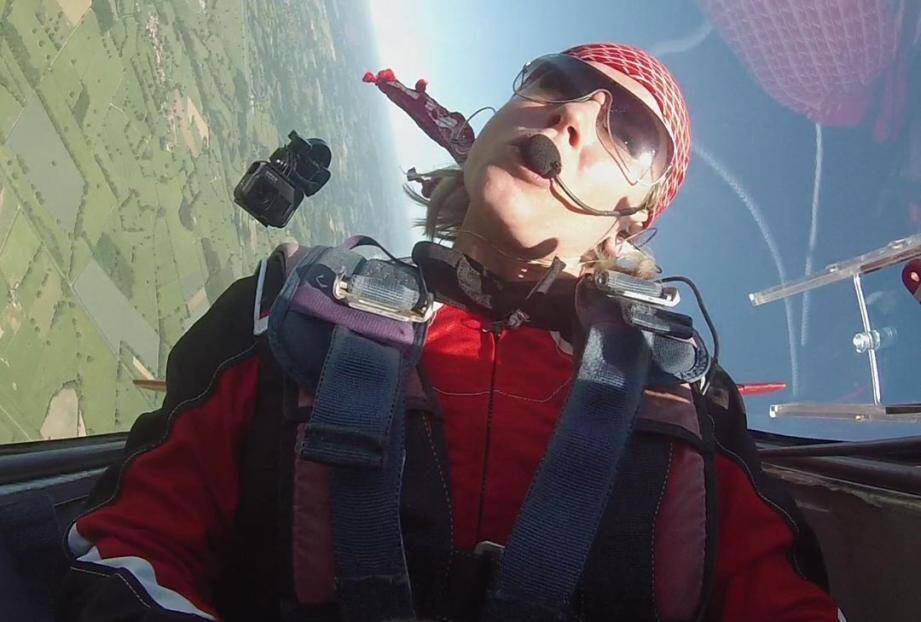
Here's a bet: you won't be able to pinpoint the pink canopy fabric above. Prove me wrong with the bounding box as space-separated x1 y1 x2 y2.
699 0 908 139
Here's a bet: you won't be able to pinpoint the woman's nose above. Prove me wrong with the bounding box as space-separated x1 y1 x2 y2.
547 93 606 150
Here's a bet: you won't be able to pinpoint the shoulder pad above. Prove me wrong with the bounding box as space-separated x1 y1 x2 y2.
253 244 304 335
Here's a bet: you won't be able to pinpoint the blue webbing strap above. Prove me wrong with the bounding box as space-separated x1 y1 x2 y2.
305 326 417 622
268 239 427 621
302 325 402 467
483 316 652 622
307 325 417 621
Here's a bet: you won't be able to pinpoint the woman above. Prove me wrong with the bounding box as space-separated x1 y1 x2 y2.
57 43 840 621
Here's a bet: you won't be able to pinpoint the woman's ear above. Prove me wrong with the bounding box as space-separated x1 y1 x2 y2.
623 210 649 235
597 234 620 258
594 215 636 259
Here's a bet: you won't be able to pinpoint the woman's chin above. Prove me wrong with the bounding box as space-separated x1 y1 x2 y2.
479 164 556 213
463 162 573 248
481 187 554 231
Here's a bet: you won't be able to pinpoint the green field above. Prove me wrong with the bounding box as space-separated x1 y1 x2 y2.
0 0 408 443
0 211 41 288
7 97 85 232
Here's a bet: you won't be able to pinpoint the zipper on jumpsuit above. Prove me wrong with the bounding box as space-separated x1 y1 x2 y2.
475 321 504 542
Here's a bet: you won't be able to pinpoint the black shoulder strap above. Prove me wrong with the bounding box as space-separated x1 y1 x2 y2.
214 254 290 622
576 433 673 621
482 306 655 621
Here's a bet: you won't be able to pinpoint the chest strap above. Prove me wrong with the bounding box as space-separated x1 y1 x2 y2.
483 283 657 621
267 237 430 622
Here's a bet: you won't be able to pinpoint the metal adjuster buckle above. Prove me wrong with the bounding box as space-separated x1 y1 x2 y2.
473 540 505 562
620 301 695 340
332 273 434 323
594 269 679 308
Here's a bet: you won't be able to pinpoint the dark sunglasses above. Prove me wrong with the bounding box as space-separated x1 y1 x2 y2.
513 54 674 186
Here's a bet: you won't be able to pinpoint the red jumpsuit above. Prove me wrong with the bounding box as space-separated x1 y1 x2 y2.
57 276 840 621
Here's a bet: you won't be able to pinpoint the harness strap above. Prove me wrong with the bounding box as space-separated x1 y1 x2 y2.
265 240 710 620
268 238 431 622
310 326 414 620
304 326 403 467
483 305 653 621
577 434 674 621
402 389 693 622
215 256 288 621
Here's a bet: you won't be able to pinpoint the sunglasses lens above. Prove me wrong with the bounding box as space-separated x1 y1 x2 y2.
514 61 579 102
513 55 674 185
599 95 673 184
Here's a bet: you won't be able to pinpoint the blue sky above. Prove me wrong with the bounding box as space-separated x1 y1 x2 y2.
367 0 921 441
369 0 709 175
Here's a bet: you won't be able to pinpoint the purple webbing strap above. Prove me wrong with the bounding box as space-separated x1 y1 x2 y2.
291 285 416 355
282 236 419 354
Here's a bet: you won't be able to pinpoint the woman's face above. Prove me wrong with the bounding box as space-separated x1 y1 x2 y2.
461 61 667 262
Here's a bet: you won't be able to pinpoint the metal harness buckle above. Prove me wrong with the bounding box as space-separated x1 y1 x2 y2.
332 272 435 323
594 269 679 308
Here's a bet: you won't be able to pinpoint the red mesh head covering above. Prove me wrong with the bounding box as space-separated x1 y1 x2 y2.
563 43 691 227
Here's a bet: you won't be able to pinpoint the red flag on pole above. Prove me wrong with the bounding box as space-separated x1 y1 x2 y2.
364 69 474 164
737 382 787 396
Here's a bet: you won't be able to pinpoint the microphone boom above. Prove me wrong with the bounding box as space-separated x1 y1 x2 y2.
521 135 643 217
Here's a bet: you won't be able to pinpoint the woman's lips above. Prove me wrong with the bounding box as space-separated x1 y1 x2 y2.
506 144 552 188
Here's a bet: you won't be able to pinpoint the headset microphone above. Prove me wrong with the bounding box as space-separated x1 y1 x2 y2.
521 134 643 217
521 133 562 178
